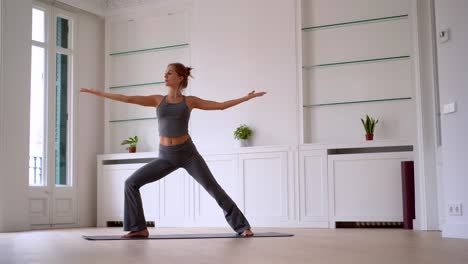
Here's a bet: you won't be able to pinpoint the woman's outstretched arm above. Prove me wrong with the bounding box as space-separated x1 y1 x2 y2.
80 88 161 107
190 90 266 111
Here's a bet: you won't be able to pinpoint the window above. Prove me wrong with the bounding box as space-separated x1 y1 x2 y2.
29 7 46 186
55 16 71 186
29 6 74 187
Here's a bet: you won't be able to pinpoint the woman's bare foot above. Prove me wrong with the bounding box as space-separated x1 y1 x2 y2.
242 229 254 237
122 229 149 238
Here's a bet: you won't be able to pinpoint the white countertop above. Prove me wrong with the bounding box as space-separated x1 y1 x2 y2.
98 140 414 161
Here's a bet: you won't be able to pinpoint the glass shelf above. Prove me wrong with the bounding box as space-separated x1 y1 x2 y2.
303 55 410 69
109 43 189 56
302 14 408 31
303 97 412 107
109 117 157 123
109 81 165 90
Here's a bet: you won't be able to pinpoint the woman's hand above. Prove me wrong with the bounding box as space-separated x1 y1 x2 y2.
80 88 102 96
246 90 267 100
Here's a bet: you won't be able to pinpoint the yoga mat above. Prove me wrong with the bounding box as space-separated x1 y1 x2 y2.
83 232 293 241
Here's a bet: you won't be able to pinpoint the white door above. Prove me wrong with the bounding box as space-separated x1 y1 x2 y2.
29 3 77 227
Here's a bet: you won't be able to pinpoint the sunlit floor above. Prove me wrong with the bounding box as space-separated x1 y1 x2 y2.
1 227 468 264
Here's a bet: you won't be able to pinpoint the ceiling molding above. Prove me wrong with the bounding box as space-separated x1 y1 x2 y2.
51 0 107 16
103 0 167 10
54 0 186 17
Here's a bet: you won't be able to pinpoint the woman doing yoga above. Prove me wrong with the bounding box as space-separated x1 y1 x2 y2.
80 63 266 238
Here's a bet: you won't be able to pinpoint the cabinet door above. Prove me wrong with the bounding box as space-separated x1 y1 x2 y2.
328 152 412 225
98 164 158 226
239 151 290 225
193 154 239 226
157 168 190 226
299 150 328 224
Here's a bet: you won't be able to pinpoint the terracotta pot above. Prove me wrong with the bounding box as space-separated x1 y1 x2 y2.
128 146 136 153
365 134 374 141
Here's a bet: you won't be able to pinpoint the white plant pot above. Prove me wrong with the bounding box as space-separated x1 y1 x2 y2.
239 139 249 147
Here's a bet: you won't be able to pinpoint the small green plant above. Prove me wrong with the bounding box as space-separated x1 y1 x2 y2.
121 136 139 148
361 115 379 135
233 124 253 140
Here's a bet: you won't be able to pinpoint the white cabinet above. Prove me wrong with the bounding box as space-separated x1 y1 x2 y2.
193 154 240 227
98 163 158 227
157 169 191 226
328 151 413 227
239 151 291 226
97 147 303 228
96 144 412 228
97 161 190 227
298 149 329 227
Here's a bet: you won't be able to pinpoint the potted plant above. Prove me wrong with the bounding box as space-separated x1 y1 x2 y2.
361 115 379 141
121 136 139 153
233 124 253 147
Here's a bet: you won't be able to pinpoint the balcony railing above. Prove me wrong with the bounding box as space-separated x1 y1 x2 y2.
29 156 43 185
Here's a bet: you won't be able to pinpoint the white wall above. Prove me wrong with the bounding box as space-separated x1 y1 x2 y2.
75 11 105 227
435 0 468 239
0 0 33 232
190 0 299 151
0 0 4 231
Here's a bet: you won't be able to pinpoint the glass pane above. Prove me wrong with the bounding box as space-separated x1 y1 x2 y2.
55 53 68 186
32 8 45 42
56 17 69 49
29 46 46 186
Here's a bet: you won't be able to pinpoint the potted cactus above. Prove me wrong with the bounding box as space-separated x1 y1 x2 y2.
121 136 139 153
361 115 379 141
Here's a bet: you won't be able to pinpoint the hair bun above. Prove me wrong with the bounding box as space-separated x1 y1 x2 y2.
186 67 193 77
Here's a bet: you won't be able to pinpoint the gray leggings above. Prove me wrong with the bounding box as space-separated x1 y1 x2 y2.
124 138 251 234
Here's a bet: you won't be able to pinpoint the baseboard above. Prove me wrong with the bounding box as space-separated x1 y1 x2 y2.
442 223 468 239
31 223 80 230
412 219 422 230
1 221 30 232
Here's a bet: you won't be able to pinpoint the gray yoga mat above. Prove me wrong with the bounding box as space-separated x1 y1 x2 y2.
83 232 293 241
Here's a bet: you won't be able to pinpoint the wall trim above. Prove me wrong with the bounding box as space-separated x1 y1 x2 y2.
410 0 441 231
0 0 5 232
36 0 105 17
442 223 468 239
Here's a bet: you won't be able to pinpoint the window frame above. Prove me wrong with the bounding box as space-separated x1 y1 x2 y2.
54 11 75 187
30 1 77 188
30 3 50 187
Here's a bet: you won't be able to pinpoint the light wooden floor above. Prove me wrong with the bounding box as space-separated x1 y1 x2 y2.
1 227 468 264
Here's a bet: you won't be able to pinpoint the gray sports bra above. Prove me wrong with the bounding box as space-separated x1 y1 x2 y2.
156 95 191 137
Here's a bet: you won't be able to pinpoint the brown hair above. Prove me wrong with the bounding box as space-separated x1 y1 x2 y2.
168 63 193 89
